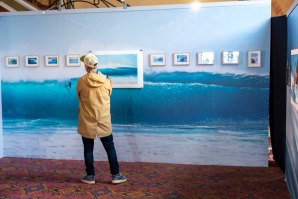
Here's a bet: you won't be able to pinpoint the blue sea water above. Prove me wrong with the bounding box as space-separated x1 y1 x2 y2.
2 72 269 128
98 66 137 77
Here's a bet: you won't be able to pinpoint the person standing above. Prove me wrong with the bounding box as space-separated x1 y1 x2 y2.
76 53 127 184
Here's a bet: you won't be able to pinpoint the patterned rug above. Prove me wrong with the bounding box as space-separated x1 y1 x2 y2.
0 158 290 198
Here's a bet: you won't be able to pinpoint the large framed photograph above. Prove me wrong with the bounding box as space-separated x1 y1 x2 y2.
94 50 143 88
248 50 261 67
149 53 166 66
197 52 214 65
66 54 81 67
222 51 240 65
25 55 39 67
173 52 190 65
5 56 20 67
45 55 59 67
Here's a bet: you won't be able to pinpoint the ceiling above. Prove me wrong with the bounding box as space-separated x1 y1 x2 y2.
0 0 295 16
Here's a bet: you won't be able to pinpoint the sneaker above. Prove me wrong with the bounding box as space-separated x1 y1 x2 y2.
81 175 95 184
112 173 127 184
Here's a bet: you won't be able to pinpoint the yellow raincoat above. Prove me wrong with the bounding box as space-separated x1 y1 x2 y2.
76 72 112 139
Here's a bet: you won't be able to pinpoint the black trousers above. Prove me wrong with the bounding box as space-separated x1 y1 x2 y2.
82 134 120 176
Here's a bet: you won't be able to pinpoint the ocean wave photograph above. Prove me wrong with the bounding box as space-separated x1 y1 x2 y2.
2 71 269 166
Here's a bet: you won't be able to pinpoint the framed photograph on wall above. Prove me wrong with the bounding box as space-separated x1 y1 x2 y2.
25 55 39 67
248 50 261 67
222 51 240 65
149 53 166 66
197 52 214 65
5 56 20 67
173 52 190 65
66 54 81 67
94 50 143 88
45 55 59 67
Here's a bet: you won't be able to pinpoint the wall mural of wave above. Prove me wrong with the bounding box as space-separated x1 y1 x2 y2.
2 72 269 166
2 72 269 125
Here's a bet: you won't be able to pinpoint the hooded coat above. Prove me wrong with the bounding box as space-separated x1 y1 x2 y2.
76 72 112 139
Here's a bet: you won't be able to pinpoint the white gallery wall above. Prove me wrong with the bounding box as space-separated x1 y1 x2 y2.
0 1 271 166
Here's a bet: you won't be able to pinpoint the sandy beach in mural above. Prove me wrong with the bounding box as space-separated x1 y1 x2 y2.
3 124 268 167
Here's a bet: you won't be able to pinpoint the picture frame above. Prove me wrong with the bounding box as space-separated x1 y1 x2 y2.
173 52 190 65
66 54 81 67
94 50 143 88
222 51 240 65
149 53 166 66
25 55 39 67
248 50 261 67
197 52 214 65
5 56 20 67
45 55 59 67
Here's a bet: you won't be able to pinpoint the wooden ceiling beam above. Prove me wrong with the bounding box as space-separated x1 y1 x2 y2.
272 0 295 16
0 1 17 12
1 0 30 11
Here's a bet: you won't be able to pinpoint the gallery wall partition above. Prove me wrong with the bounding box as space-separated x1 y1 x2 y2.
0 1 271 166
286 1 298 198
270 16 287 172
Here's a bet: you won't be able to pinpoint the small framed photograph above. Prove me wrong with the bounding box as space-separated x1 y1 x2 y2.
173 52 190 65
222 51 240 65
25 55 39 67
66 54 81 67
45 55 59 67
248 50 261 67
197 52 214 65
149 53 166 66
5 56 20 67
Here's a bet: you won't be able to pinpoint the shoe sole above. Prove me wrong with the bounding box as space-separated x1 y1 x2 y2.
112 179 127 184
81 179 95 184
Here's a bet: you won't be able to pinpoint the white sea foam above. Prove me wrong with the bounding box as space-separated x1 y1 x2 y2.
144 82 224 88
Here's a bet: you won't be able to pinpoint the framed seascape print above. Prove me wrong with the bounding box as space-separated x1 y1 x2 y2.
222 51 240 65
173 52 190 65
5 56 19 67
66 54 81 67
25 55 39 67
248 50 261 67
149 53 166 66
45 55 59 67
94 50 143 88
197 52 214 65
290 49 298 111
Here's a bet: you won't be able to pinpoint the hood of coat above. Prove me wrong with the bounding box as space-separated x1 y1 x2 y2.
82 73 106 88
